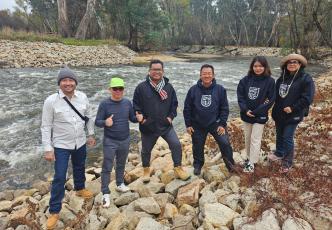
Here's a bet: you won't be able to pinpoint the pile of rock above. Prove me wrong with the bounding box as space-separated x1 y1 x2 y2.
0 40 137 68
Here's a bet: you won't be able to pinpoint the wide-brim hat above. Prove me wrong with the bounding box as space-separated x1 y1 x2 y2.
280 53 307 68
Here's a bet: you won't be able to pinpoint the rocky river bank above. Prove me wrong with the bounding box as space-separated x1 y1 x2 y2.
0 40 137 68
0 69 331 229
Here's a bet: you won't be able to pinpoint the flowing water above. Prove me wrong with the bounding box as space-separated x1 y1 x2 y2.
0 56 326 191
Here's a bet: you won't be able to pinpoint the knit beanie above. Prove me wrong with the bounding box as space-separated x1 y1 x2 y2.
57 65 78 85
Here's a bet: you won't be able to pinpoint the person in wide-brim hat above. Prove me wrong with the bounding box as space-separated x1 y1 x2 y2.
280 53 308 68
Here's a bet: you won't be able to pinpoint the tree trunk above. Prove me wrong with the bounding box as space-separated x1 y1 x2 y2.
266 13 281 47
57 0 70 37
75 0 97 39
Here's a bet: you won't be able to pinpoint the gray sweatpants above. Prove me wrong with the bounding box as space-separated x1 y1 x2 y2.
101 136 130 194
141 127 182 168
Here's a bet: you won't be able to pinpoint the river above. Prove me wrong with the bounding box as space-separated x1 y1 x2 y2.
0 56 326 191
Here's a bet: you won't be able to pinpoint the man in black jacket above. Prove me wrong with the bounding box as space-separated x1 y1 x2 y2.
133 59 190 182
183 64 234 175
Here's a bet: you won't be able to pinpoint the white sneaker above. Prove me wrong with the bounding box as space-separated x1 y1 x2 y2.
115 183 130 193
102 194 110 208
243 161 254 173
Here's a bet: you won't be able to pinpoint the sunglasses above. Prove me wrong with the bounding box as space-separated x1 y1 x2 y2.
287 60 300 65
111 87 124 91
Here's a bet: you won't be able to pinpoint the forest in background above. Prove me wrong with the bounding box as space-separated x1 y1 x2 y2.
0 0 331 58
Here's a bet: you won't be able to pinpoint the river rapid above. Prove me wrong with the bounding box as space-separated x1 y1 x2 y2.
0 56 326 191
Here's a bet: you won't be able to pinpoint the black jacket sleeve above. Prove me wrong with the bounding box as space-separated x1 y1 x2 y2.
219 87 229 127
183 87 193 127
237 78 248 113
291 74 315 113
168 86 178 120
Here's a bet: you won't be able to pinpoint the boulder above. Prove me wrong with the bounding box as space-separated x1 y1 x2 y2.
203 203 240 228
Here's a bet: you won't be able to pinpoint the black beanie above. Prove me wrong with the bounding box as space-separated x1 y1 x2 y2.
57 65 78 85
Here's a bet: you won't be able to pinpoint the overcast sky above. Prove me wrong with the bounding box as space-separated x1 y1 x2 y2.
0 0 17 11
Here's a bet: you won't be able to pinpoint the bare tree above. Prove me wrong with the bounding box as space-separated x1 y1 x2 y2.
57 0 70 37
75 0 97 39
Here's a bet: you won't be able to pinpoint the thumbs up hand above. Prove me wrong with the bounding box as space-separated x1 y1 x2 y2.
105 114 114 127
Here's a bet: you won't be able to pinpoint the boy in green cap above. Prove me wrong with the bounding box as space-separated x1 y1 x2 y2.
95 76 143 208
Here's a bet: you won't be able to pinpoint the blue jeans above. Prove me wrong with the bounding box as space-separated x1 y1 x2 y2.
192 126 234 171
49 145 87 214
275 123 298 168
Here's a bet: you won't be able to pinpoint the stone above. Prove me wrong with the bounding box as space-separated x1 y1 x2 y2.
32 180 50 196
0 200 12 212
135 217 170 230
165 178 193 196
134 197 161 214
160 170 175 185
173 214 195 230
59 204 77 223
99 204 120 222
86 173 96 182
39 194 50 213
136 186 153 198
233 208 280 230
68 193 85 214
203 203 240 228
203 166 227 183
282 217 313 230
114 192 139 206
85 178 101 196
127 167 144 182
177 179 206 206
0 215 9 229
65 179 74 191
14 225 30 230
179 204 196 216
151 154 174 173
163 203 178 219
199 191 217 210
0 190 14 201
9 207 29 223
153 193 174 209
219 193 241 211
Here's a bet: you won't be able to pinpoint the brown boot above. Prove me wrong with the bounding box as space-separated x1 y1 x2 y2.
174 166 190 181
76 188 93 199
142 167 151 183
46 213 59 229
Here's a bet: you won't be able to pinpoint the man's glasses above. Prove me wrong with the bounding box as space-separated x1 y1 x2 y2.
111 87 124 91
287 60 300 65
150 68 163 72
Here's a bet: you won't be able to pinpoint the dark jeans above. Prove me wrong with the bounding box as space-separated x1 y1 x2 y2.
275 123 298 168
192 126 234 171
101 137 130 194
49 145 87 214
141 127 182 167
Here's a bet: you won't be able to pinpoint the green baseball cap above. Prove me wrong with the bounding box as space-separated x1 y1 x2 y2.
109 77 125 88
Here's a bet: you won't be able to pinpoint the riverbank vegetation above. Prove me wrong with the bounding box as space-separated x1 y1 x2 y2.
0 0 331 58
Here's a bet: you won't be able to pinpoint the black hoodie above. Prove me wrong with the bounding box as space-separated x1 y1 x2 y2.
272 69 315 125
133 76 178 135
183 79 229 129
237 74 275 124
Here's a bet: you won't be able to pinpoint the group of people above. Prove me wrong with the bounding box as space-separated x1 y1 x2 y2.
41 53 315 229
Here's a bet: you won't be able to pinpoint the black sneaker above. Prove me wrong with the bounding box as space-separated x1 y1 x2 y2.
193 167 201 175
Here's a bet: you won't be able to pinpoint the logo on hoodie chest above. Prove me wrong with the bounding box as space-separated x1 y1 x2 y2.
248 87 260 100
201 95 211 107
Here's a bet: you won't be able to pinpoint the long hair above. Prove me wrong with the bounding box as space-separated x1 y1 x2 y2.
247 56 271 76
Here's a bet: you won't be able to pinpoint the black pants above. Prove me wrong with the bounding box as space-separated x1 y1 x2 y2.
192 126 234 171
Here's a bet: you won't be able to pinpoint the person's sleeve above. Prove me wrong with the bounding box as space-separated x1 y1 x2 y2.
168 86 178 119
183 88 193 127
129 101 138 123
291 74 315 113
252 78 276 115
41 98 54 152
95 102 106 128
219 87 229 127
237 78 248 113
133 86 142 113
85 97 95 136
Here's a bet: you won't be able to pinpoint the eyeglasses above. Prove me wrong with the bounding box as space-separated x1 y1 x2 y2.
150 68 163 72
111 87 124 91
287 60 300 65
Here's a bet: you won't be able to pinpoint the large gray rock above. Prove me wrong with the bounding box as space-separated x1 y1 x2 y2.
0 215 9 229
114 192 139 206
233 208 280 230
134 197 161 214
0 190 14 201
199 191 217 210
165 178 193 196
282 217 313 230
203 203 240 228
0 200 12 212
59 204 77 224
153 193 174 209
135 217 170 230
99 204 120 222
